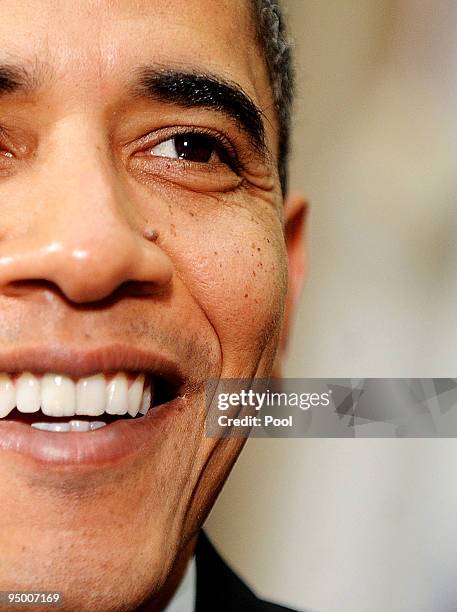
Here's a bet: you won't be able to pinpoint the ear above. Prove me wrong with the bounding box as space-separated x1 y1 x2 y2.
274 193 308 374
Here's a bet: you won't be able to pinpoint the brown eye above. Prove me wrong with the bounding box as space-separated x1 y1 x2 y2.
130 129 244 192
174 134 215 162
149 133 221 163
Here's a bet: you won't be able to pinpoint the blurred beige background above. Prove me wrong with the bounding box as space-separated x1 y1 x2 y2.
206 1 457 611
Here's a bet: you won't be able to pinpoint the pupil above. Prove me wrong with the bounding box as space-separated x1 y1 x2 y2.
175 134 214 163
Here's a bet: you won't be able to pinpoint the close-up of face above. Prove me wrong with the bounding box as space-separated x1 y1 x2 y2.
0 1 305 610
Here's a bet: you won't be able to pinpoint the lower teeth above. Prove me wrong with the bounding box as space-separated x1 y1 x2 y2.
31 420 106 432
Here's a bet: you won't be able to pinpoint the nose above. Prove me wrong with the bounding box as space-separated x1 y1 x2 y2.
0 125 173 304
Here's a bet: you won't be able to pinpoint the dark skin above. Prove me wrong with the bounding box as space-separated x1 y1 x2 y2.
0 1 307 610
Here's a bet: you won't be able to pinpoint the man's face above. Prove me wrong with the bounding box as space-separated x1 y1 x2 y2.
0 1 296 609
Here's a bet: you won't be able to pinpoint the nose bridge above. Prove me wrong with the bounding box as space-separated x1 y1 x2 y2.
47 116 126 219
46 121 133 250
0 118 173 303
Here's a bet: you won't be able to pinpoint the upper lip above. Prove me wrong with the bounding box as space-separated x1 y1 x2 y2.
0 343 184 384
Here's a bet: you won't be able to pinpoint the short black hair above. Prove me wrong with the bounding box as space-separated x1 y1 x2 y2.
250 0 294 195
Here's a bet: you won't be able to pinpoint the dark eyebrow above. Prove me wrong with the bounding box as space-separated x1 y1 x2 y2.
134 69 267 155
0 65 27 94
0 63 41 95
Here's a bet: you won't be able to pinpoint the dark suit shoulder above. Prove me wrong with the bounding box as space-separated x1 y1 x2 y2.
195 531 299 612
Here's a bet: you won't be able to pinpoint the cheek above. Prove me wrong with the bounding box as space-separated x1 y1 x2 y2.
166 208 288 370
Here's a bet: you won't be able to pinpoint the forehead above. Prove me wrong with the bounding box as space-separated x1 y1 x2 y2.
0 0 268 105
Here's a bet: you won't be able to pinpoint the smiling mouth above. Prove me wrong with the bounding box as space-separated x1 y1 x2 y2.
0 345 189 466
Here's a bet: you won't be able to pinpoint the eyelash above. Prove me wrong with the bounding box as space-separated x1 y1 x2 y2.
139 127 243 174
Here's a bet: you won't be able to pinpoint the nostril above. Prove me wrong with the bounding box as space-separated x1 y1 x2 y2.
89 281 172 305
3 279 60 299
110 281 169 299
2 279 170 307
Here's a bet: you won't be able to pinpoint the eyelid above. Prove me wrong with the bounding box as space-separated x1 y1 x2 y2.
133 126 243 173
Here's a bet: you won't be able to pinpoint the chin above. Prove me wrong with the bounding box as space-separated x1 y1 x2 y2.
0 498 191 611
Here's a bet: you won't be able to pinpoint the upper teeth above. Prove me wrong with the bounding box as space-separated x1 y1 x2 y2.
0 372 151 419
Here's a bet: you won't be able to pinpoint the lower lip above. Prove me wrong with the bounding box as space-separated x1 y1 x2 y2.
0 399 181 469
